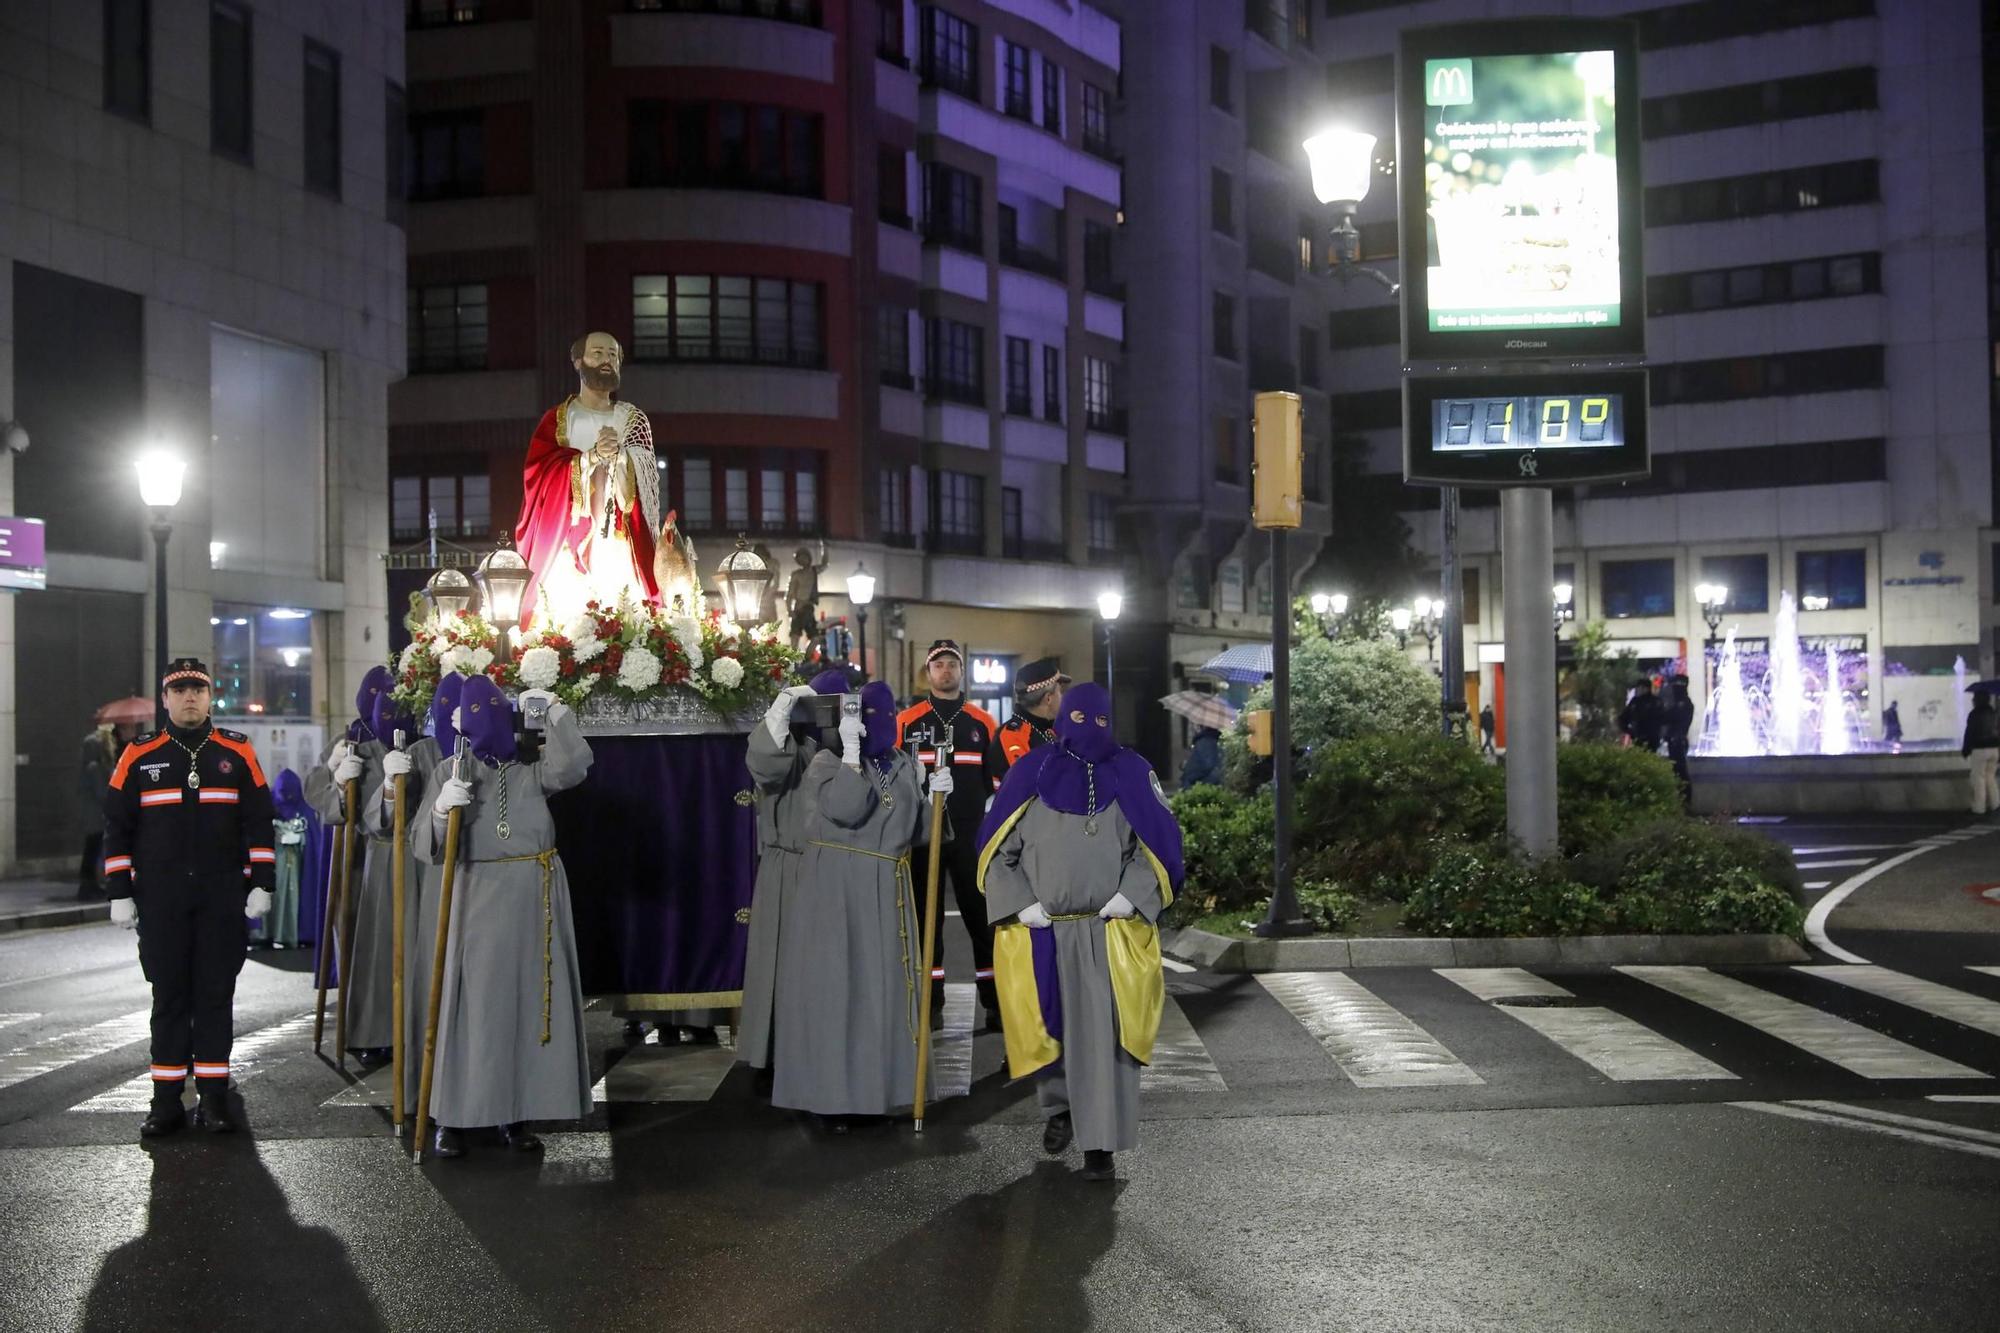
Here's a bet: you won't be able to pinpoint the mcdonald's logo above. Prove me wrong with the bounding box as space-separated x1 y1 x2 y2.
1425 58 1473 107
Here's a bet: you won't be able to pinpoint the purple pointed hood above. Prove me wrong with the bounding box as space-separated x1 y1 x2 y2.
372 690 419 750
809 668 851 695
354 666 394 741
273 768 310 822
456 675 515 764
860 681 898 759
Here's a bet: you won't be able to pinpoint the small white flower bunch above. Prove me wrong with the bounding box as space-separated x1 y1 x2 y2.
710 655 744 688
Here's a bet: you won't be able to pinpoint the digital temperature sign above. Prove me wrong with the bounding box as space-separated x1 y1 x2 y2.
1405 369 1649 487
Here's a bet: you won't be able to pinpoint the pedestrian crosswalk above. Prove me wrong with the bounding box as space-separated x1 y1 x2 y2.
4 963 2000 1121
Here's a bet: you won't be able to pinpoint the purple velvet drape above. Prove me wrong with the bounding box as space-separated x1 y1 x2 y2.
551 733 758 999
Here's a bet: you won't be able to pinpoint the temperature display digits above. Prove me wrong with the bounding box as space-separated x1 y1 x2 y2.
1434 394 1623 452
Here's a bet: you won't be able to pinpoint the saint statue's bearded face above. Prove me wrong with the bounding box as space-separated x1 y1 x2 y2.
573 333 622 393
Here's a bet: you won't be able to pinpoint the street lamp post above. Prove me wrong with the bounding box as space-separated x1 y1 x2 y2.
1390 605 1413 651
847 563 876 677
1552 581 1574 638
1695 582 1728 699
1309 591 1349 640
135 451 187 730
1413 595 1441 662
1097 590 1122 698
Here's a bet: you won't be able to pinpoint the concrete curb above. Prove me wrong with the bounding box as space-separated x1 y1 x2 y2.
0 903 111 935
1160 926 1810 971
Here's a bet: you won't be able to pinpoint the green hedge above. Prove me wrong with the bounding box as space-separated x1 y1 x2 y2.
1166 786 1276 924
1400 843 1603 937
1556 743 1684 856
1297 732 1504 892
1573 819 1806 935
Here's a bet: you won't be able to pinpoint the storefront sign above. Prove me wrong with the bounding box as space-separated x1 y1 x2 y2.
969 655 1011 689
0 517 47 591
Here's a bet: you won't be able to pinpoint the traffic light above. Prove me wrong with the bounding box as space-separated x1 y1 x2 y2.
1252 391 1303 530
1246 708 1273 756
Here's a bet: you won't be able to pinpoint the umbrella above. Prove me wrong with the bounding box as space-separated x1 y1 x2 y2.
1195 643 1273 684
1967 680 2000 696
1159 690 1238 731
95 696 154 726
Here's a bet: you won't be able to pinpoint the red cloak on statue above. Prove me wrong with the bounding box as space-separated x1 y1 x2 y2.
514 398 660 627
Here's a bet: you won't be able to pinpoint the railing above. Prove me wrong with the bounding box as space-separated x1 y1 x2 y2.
925 377 985 408
1085 271 1126 301
1086 406 1128 435
628 345 828 370
1005 391 1034 417
1248 236 1297 284
999 237 1065 280
922 219 982 254
882 531 918 550
1245 0 1288 51
1081 131 1119 163
920 59 979 101
877 43 910 68
629 164 824 198
879 368 916 391
879 205 914 229
926 531 985 556
626 0 822 24
1006 538 1068 563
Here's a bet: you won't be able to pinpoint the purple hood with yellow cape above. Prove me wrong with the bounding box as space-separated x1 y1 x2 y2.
974 743 1185 1080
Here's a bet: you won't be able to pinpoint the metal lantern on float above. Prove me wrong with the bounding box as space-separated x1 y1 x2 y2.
714 537 771 626
475 540 532 639
423 567 477 624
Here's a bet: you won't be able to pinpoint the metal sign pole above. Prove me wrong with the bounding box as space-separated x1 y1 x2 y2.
1501 488 1558 856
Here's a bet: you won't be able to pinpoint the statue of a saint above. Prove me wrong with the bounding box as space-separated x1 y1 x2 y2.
514 332 662 627
786 539 828 647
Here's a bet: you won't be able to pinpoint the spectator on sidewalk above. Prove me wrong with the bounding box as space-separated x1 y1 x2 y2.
1179 726 1222 789
76 722 133 900
1882 701 1903 754
1664 674 1696 808
1478 704 1496 757
1963 694 2000 813
1620 678 1665 754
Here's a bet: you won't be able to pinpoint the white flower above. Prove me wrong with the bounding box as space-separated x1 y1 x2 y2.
573 634 605 664
618 645 663 691
518 646 561 690
710 656 744 688
575 673 598 696
564 613 599 645
465 646 495 674
669 616 705 671
398 641 423 675
437 645 467 676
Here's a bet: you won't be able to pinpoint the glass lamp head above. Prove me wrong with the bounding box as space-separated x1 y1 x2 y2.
715 538 772 625
1097 590 1123 622
1303 128 1377 207
474 541 532 633
135 452 186 510
846 563 876 608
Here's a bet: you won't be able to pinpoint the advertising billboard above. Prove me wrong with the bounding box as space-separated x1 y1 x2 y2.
1404 370 1649 487
1398 20 1643 361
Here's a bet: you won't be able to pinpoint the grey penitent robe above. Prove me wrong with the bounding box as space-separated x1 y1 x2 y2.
365 734 445 1110
410 710 595 1128
771 749 931 1116
737 725 821 1069
983 801 1165 1153
307 735 420 1051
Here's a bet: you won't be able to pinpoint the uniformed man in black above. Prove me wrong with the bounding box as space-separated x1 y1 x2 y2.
996 658 1069 770
897 639 1009 1028
104 658 277 1137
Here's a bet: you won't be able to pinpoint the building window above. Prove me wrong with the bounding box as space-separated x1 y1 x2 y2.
1651 345 1884 406
1213 291 1237 361
880 469 911 542
303 40 342 197
1642 67 1875 139
919 6 978 100
932 470 984 552
385 82 406 225
878 145 909 225
1298 218 1316 274
1211 167 1234 236
680 458 713 529
921 161 982 251
1327 388 1399 431
1084 356 1118 431
407 111 484 200
392 470 490 542
1005 337 1032 416
1088 492 1115 551
210 328 326 583
210 603 315 719
1214 415 1240 484
1602 437 1885 498
631 275 824 367
924 318 984 404
105 0 150 121
210 3 252 161
409 0 484 24
1083 220 1117 297
1041 56 1061 132
1002 41 1031 120
1001 486 1023 557
1699 553 1769 614
1635 0 1873 49
1600 559 1676 619
1042 344 1062 422
1082 83 1112 158
1297 326 1320 389
1646 159 1878 227
1209 45 1232 111
1648 252 1882 316
878 304 912 389
406 284 488 373
723 467 750 528
877 0 904 62
629 101 823 196
1797 548 1867 610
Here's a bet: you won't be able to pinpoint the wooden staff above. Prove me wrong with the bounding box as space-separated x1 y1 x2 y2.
333 773 362 1072
312 817 344 1054
414 739 470 1160
912 731 953 1132
390 729 409 1134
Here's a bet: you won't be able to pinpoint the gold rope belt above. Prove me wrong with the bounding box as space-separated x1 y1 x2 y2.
808 841 919 1045
490 847 560 1045
1049 911 1098 922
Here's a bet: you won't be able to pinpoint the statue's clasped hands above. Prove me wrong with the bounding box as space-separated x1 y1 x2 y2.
592 426 621 461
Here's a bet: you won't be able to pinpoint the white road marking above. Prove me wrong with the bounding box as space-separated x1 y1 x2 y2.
1784 844 1905 855
1731 1100 2000 1160
1789 1099 2000 1148
929 983 976 1103
1437 968 1734 1081
76 1014 315 1112
1793 858 1874 870
585 1024 737 1106
1970 967 2000 981
1143 995 1226 1093
1802 842 1953 965
1619 967 1984 1079
1795 965 2000 1041
1803 881 1831 891
1256 972 1482 1088
1927 1094 2000 1103
0 1013 41 1034
0 1010 152 1093
1161 957 1195 974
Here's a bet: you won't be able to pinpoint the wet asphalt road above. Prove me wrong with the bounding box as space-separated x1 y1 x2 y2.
2 826 1999 1332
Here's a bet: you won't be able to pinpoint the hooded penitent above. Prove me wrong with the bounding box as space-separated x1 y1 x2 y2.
430 671 467 755
456 675 517 764
859 680 898 762
371 690 419 751
1037 681 1121 814
354 666 394 742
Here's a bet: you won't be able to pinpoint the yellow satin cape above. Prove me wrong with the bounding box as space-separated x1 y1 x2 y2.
976 799 1176 1081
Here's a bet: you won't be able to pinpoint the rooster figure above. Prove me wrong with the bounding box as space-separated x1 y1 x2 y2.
652 509 704 614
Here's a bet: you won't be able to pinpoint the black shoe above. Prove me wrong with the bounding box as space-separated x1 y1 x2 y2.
431 1126 464 1158
1042 1111 1073 1156
139 1105 185 1139
980 1007 1005 1035
1080 1149 1116 1182
817 1114 850 1135
682 1025 720 1046
354 1047 392 1068
497 1122 543 1153
190 1097 236 1134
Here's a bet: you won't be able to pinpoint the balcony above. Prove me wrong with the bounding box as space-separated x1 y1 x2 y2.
1250 355 1297 394
628 164 825 200
877 42 910 69
879 205 914 230
1086 405 1128 435
627 0 821 25
880 368 916 391
1081 131 1120 164
926 531 985 556
1004 537 1068 563
925 377 986 408
999 236 1065 281
920 59 979 102
1005 390 1034 417
883 530 918 550
922 219 983 255
1085 270 1125 301
1248 236 1296 286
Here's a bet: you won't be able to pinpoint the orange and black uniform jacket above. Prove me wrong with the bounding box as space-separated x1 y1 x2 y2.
101 724 277 900
996 714 1058 770
897 696 1008 814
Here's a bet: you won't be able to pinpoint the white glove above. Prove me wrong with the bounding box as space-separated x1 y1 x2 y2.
928 767 955 797
839 715 864 769
764 684 814 745
245 888 273 920
381 750 413 779
1099 892 1137 920
432 777 474 819
328 739 353 768
111 897 137 929
1017 902 1052 929
333 753 366 785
